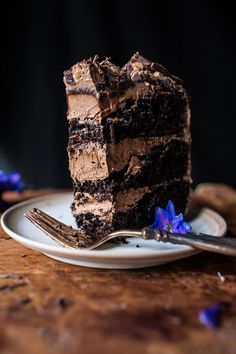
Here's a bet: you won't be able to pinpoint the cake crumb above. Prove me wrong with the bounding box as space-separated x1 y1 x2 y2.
153 71 160 78
217 272 225 283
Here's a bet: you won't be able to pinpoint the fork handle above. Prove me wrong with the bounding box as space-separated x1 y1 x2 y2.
143 228 236 256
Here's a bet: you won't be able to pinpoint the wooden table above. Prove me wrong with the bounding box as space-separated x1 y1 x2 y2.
0 192 236 354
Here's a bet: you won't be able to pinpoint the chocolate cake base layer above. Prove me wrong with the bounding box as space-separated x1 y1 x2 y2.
72 179 190 237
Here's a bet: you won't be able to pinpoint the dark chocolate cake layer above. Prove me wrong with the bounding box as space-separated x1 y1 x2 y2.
64 53 191 238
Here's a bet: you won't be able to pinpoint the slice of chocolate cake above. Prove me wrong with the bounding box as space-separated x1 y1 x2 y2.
64 53 191 239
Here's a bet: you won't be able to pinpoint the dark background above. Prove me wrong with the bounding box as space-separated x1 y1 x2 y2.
1 0 235 189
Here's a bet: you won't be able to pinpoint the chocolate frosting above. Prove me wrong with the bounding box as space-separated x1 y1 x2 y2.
63 52 184 109
122 52 182 84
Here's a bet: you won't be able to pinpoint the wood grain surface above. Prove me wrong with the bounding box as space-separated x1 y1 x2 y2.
0 192 236 354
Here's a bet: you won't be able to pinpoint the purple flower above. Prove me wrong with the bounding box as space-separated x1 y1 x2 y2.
199 302 231 329
0 170 24 193
150 200 192 234
0 170 25 212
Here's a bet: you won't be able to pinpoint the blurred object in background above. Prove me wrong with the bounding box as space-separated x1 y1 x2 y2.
0 170 24 211
0 0 235 188
190 183 236 235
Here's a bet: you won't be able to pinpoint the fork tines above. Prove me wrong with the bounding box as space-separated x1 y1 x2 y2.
24 208 86 248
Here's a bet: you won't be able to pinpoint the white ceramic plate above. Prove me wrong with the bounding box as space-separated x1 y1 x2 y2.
1 192 227 269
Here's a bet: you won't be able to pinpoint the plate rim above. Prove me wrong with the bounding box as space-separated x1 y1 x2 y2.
0 192 227 260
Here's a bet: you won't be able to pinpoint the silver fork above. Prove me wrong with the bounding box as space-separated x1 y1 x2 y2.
24 208 236 256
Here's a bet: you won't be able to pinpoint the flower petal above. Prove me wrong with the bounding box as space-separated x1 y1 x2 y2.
178 225 188 234
199 302 231 329
166 200 176 219
180 220 192 232
0 171 24 193
151 207 170 230
170 221 192 234
8 172 21 184
171 213 183 228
